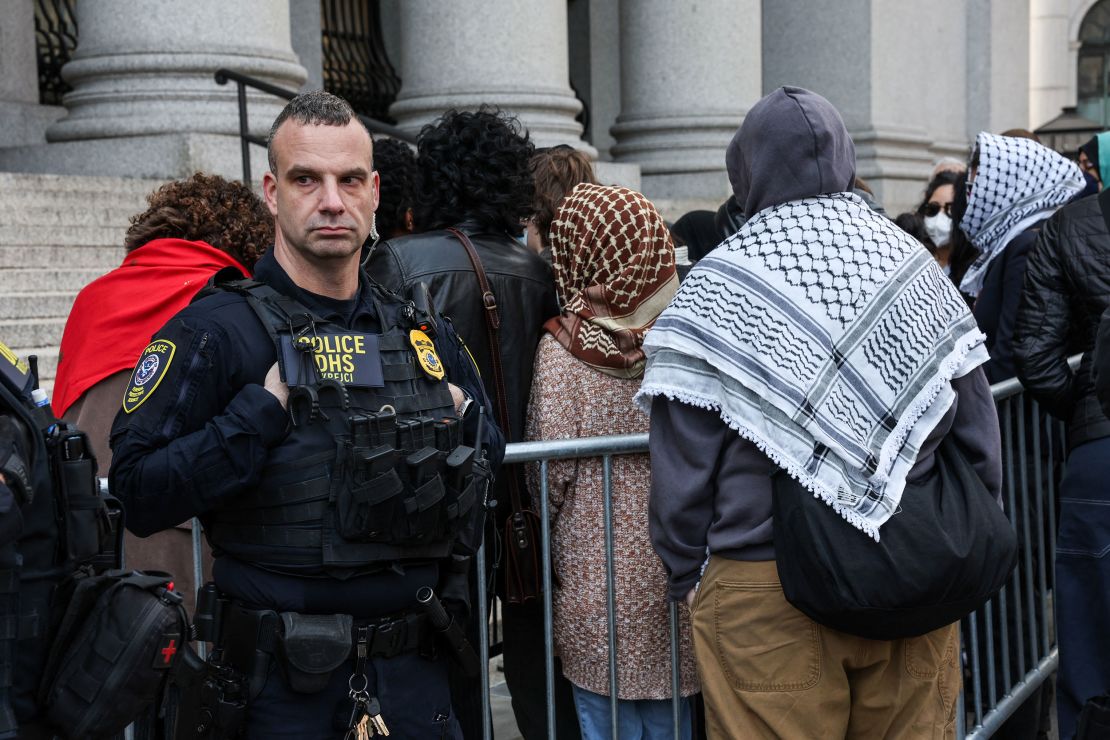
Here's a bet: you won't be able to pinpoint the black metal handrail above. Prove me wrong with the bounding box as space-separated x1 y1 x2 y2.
214 68 415 183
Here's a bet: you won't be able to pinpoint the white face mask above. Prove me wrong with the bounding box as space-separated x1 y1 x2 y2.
923 212 952 247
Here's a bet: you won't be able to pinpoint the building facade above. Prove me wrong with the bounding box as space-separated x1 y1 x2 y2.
1 0 1108 216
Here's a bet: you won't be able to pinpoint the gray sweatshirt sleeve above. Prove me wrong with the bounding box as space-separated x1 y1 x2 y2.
648 396 727 601
950 366 1004 502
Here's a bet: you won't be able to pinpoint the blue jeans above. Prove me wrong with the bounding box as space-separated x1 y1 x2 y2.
571 684 691 740
1056 439 1110 740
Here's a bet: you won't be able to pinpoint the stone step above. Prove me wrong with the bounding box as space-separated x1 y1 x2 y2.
0 225 124 247
0 291 76 321
0 267 108 293
0 188 150 212
0 317 65 349
0 172 162 196
0 245 124 268
0 203 140 228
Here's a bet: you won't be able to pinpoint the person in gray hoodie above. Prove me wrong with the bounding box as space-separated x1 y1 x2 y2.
639 87 1002 738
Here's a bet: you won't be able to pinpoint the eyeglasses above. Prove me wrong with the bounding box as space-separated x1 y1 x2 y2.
922 202 954 217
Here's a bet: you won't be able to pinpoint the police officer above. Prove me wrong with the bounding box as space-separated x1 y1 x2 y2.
109 92 503 739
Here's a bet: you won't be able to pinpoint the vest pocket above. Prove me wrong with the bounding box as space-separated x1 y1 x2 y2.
404 476 447 543
336 469 406 542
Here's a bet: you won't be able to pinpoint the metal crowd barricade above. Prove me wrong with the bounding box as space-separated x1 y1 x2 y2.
113 366 1066 739
959 372 1069 739
489 370 1068 740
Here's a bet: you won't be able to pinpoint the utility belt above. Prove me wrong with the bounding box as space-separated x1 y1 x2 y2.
170 583 453 739
197 585 434 698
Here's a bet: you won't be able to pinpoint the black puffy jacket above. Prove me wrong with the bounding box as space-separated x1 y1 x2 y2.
1014 193 1110 449
365 221 558 446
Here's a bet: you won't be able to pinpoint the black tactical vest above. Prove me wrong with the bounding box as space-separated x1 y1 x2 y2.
203 279 479 577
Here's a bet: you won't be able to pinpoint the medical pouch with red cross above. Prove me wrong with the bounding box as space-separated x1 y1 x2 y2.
36 568 190 739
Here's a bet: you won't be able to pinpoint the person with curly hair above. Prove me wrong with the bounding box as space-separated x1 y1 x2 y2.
52 171 272 613
367 108 571 740
372 138 418 240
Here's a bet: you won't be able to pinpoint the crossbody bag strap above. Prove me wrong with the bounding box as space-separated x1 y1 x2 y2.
446 227 525 513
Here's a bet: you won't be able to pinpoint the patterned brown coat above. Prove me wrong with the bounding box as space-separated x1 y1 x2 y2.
525 334 699 700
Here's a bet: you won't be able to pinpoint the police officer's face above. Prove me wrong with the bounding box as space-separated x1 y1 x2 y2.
263 119 380 265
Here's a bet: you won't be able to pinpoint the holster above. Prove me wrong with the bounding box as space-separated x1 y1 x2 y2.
168 644 247 740
220 604 279 702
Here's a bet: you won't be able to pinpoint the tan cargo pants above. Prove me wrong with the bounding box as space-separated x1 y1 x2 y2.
690 557 959 739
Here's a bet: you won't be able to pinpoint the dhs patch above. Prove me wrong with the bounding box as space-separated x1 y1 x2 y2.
123 340 175 414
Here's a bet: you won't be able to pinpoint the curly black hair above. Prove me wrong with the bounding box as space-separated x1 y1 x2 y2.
125 172 273 270
414 107 535 234
374 138 417 239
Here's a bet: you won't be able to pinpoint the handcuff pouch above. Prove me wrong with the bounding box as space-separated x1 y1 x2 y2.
278 612 352 694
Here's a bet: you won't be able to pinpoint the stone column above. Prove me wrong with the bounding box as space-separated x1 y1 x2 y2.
762 0 992 214
1029 0 1073 128
389 0 593 154
610 0 759 204
0 0 306 179
0 0 65 147
966 0 1031 137
289 0 324 91
47 0 305 143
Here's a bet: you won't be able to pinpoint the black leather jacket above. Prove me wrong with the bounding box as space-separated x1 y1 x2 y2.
365 221 558 445
1014 194 1110 449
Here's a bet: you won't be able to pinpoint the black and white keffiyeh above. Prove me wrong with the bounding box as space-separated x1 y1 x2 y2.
636 193 988 539
959 131 1084 297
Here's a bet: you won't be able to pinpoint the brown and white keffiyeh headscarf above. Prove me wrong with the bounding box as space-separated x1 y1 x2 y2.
544 183 679 378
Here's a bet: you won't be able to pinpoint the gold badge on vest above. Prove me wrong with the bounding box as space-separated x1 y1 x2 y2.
409 330 445 380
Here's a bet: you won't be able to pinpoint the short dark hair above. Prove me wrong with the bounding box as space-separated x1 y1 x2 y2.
531 145 597 248
414 107 535 234
374 139 418 239
267 91 366 173
125 172 273 270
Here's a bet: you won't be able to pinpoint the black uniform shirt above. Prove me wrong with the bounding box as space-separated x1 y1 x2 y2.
108 250 501 615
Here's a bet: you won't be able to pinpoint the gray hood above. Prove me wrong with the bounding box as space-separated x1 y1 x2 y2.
726 86 856 217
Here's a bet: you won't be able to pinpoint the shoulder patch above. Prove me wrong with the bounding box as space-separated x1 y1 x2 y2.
123 340 176 414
